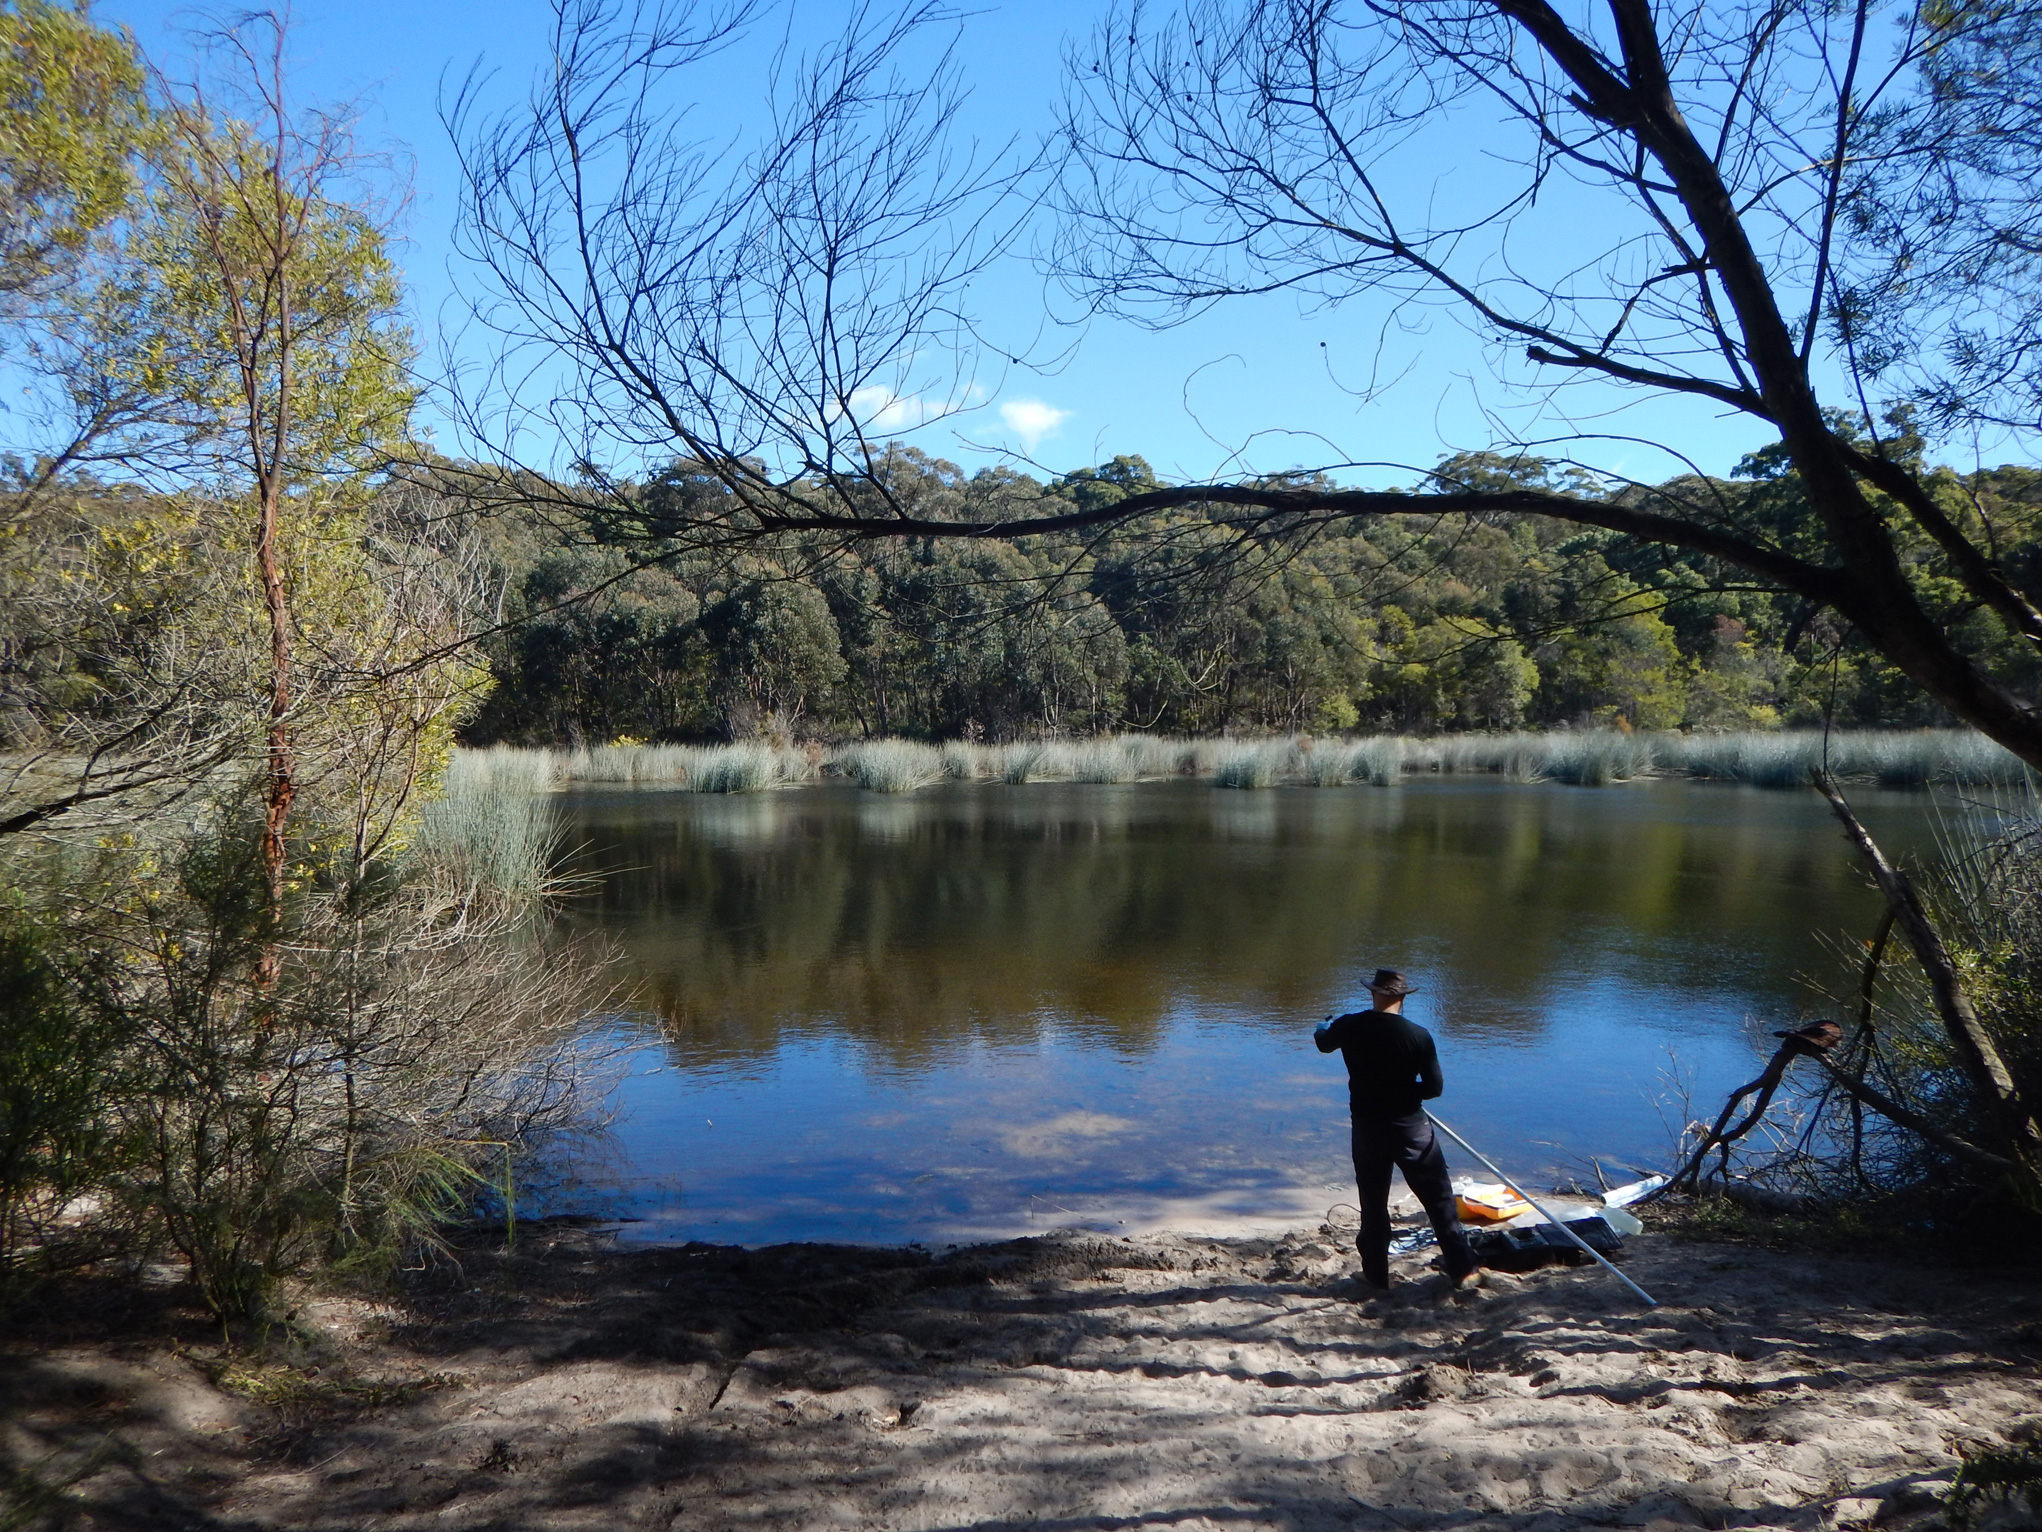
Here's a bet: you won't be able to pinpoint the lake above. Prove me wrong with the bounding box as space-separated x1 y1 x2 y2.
556 777 1952 1247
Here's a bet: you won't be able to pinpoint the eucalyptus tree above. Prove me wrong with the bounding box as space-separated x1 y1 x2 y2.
1055 0 2042 753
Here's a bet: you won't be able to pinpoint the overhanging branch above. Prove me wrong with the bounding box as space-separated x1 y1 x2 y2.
737 482 1846 609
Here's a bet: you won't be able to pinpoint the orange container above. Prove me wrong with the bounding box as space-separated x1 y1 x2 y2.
1455 1185 1532 1223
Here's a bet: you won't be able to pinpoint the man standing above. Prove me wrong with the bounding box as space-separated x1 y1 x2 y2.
1315 969 1477 1290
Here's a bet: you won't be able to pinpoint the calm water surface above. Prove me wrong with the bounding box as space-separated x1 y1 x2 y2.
558 778 1951 1246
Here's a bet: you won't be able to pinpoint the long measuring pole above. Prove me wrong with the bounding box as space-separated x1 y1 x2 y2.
1427 1111 1658 1307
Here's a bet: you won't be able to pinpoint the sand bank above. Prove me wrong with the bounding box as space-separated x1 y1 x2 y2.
5 1222 2039 1531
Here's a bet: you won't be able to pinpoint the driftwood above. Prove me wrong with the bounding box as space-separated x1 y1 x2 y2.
1697 1177 1816 1215
1647 776 2037 1206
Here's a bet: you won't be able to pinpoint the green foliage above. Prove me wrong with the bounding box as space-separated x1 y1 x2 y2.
701 577 848 739
460 446 2042 746
65 112 417 484
0 0 147 299
0 766 601 1320
0 9 598 1330
1948 1437 2042 1532
0 900 131 1292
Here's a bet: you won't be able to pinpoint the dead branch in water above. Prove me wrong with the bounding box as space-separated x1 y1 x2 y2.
1647 778 2039 1204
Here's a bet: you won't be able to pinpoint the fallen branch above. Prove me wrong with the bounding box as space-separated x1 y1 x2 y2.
1806 1055 2018 1172
1657 1040 1802 1196
1811 771 2042 1168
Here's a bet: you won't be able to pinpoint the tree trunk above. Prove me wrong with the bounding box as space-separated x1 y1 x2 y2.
256 468 293 987
1812 772 2042 1170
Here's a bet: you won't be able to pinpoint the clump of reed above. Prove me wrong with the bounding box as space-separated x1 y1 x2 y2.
837 740 947 793
1119 734 1201 777
411 748 563 897
1539 731 1658 785
691 743 794 793
558 743 698 784
529 742 814 792
1299 739 1360 786
1212 740 1294 789
1293 736 1407 786
1050 739 1141 782
998 742 1051 784
942 742 991 780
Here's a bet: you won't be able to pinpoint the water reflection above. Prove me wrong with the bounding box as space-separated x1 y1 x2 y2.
559 779 1948 1245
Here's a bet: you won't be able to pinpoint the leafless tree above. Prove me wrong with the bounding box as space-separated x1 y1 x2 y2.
447 0 2042 768
443 0 1033 542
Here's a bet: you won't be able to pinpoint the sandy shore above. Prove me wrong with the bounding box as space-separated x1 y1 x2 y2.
5 1220 2039 1531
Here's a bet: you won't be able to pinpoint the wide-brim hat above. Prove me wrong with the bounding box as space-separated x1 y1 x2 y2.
1367 968 1418 997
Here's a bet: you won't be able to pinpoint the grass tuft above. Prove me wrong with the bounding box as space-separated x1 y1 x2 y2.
691 743 786 793
1212 741 1291 789
411 750 561 897
837 741 946 793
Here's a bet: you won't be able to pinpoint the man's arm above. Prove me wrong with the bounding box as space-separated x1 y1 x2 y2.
1416 1032 1444 1099
1314 1014 1343 1053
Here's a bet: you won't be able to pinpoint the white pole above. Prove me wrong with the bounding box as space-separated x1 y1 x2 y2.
1427 1111 1658 1307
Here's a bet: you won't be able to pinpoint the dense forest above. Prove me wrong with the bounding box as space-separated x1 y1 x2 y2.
458 438 2042 746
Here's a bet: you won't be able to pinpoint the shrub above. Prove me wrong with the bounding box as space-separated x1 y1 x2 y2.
0 768 610 1320
0 910 133 1295
1948 1437 2042 1532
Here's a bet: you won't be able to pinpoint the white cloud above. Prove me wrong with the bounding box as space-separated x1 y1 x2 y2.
998 398 1073 452
845 385 930 433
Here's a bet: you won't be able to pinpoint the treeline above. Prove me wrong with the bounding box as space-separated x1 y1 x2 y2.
462 438 2042 746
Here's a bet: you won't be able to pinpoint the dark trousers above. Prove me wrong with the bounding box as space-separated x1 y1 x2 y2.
1352 1111 1477 1285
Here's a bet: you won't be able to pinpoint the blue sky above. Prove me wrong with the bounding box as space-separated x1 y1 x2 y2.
93 0 1791 488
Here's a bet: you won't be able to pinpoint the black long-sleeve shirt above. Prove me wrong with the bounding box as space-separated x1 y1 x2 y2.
1315 1008 1445 1119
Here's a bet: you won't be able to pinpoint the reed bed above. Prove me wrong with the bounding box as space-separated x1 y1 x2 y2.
1660 729 2026 787
411 747 564 897
546 741 815 791
467 728 2028 796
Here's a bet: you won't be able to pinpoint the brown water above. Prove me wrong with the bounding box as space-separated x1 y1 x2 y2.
557 777 1954 1245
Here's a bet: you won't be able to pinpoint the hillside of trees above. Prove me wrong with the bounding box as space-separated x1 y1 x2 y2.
459 441 2042 746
